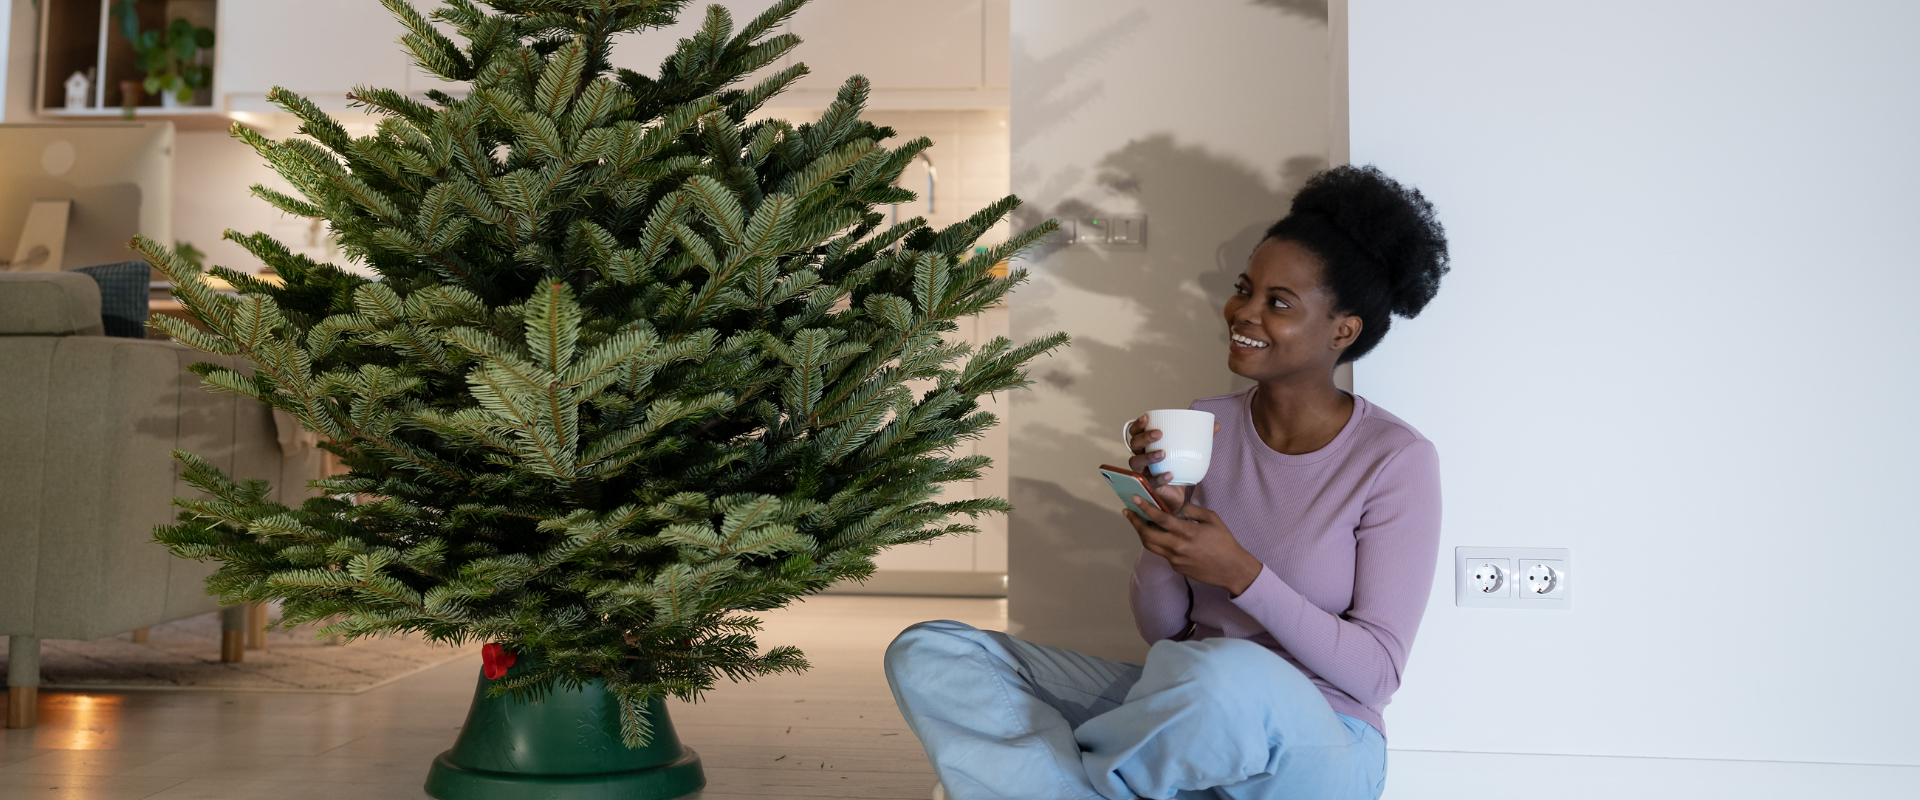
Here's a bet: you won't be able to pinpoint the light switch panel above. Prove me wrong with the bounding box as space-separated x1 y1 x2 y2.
1105 214 1146 246
1073 217 1108 245
1064 215 1147 247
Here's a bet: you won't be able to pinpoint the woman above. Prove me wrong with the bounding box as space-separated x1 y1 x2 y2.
886 165 1449 800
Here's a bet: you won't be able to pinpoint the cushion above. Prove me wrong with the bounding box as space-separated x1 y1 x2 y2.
0 271 103 336
70 261 152 339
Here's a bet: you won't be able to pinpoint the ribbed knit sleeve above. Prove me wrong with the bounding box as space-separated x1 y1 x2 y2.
1226 439 1443 706
1129 549 1192 643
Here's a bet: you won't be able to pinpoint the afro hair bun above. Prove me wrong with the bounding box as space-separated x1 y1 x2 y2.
1264 164 1449 362
1288 164 1449 318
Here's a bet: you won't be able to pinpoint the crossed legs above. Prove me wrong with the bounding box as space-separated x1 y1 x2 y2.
885 621 1385 800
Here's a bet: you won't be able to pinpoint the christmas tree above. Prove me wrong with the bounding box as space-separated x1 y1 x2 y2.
144 0 1063 747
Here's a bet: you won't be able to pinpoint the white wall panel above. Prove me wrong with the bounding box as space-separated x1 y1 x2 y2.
220 0 410 103
1352 0 1920 768
789 0 983 92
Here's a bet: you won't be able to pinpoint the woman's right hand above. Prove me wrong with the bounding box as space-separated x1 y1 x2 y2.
1125 414 1195 514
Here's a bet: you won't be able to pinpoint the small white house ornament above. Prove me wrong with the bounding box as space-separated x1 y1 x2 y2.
64 71 91 110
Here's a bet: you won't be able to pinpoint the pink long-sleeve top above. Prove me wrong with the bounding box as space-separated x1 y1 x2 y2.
1129 389 1442 739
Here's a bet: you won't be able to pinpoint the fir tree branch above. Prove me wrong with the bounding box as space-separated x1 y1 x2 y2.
133 0 1069 750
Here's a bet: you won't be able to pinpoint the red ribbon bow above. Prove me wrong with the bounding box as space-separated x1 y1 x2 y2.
482 643 517 680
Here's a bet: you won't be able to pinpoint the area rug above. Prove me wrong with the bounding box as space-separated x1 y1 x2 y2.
0 610 480 694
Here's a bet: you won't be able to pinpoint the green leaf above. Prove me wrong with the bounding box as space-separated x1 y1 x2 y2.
535 37 589 120
685 175 746 249
741 193 795 256
113 1 138 42
523 282 581 373
671 223 721 275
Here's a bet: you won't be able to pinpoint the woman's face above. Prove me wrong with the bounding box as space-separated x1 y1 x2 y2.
1223 238 1362 383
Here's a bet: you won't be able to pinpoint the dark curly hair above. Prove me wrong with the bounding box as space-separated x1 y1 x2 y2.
1263 165 1449 363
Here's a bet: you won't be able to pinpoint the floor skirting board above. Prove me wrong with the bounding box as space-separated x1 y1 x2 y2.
821 570 1008 597
1382 748 1920 799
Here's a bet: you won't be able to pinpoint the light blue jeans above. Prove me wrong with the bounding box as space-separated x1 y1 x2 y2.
885 620 1386 800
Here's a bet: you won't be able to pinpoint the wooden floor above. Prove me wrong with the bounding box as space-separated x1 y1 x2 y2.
0 595 1004 800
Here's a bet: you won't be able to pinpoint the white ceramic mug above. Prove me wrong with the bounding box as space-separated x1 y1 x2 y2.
1121 409 1215 486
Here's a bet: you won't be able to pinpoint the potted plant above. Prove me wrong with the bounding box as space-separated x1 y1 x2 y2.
142 1 1062 798
111 0 214 109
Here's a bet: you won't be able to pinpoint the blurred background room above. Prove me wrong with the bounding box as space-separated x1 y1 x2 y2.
3 2 1917 798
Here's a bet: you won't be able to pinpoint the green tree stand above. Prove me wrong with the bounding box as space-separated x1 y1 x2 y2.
426 666 704 800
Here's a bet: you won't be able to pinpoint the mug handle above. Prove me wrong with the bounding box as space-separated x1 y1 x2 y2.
1121 418 1138 453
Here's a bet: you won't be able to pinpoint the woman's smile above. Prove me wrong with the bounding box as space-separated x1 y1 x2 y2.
1230 331 1270 350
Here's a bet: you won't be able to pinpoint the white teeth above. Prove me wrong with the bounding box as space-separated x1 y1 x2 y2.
1231 333 1268 348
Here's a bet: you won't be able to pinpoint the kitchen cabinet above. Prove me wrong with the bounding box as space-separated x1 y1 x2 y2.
789 0 982 92
213 0 1006 113
219 0 414 112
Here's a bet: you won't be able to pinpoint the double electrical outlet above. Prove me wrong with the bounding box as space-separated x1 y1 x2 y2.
1454 547 1572 609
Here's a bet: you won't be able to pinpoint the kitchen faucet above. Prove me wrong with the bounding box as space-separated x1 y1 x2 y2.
889 151 936 227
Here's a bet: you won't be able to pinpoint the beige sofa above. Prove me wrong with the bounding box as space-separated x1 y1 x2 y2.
1 272 321 728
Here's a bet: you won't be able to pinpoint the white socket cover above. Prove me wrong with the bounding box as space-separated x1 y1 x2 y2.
1468 559 1509 595
1455 547 1572 609
1520 559 1566 599
1524 562 1557 593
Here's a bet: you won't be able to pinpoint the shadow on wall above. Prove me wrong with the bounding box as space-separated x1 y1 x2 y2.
1030 137 1325 432
1249 0 1329 23
1009 133 1324 660
1008 12 1150 158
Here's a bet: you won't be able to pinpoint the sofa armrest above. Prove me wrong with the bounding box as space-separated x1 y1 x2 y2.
0 336 292 640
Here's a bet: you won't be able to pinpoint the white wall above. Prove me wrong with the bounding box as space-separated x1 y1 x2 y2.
219 0 417 112
1352 0 1920 781
1 0 35 122
1007 0 1332 660
170 126 317 273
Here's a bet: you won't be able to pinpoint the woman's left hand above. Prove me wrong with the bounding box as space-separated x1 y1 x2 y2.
1124 500 1266 597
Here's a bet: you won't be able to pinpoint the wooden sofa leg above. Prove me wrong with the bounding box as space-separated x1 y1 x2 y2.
245 602 269 652
6 635 39 729
130 628 150 644
5 687 33 729
220 606 246 663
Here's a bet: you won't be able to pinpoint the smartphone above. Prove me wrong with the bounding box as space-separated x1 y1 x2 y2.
1099 465 1173 520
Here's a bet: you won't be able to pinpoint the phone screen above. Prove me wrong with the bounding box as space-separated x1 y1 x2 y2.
1099 466 1168 519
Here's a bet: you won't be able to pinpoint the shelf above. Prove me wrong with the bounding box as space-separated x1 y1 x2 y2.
39 105 234 131
42 106 218 116
37 0 220 120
